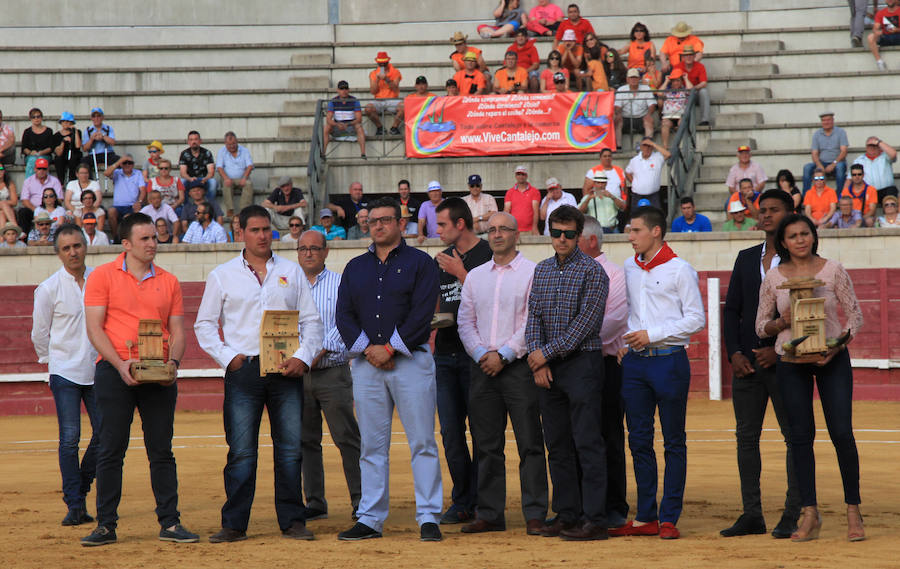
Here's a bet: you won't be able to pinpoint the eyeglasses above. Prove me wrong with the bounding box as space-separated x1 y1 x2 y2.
36 167 48 170
370 215 398 226
289 223 302 228
813 176 825 181
549 228 578 239
549 56 561 60
515 172 527 176
43 194 55 198
196 210 208 215
867 143 879 147
297 246 325 253
486 226 516 234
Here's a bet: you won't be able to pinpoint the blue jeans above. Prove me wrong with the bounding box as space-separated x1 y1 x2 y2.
49 374 101 511
221 357 305 532
621 349 691 525
183 177 218 205
802 161 847 192
434 352 477 512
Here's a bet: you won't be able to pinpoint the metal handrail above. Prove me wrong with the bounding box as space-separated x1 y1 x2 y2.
307 99 328 214
666 89 699 220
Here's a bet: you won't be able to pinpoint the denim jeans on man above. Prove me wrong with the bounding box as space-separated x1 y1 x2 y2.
434 352 477 513
49 374 101 511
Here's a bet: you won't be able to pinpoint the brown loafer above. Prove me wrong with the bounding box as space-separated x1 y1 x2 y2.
461 519 505 533
282 521 315 540
539 518 577 537
526 519 544 536
560 522 609 541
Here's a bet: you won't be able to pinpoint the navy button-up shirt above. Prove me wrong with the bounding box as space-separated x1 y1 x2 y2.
336 239 438 356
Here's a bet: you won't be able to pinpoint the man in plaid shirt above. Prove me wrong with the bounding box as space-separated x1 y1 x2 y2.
525 205 610 541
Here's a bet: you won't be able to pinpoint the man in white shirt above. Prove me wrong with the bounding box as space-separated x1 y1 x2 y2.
195 205 324 543
614 69 657 147
81 213 110 246
625 138 671 211
182 201 227 244
539 178 577 236
611 206 704 540
31 224 100 527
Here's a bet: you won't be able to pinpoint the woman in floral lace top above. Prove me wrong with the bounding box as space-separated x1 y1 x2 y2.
755 213 865 543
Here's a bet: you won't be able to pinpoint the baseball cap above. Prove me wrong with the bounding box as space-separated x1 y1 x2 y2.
626 68 641 78
59 111 76 124
90 107 104 115
669 68 684 79
337 80 349 89
737 145 751 152
82 212 98 224
427 180 442 192
514 164 528 174
319 208 333 218
468 174 482 186
637 198 652 207
553 72 566 83
728 200 747 213
415 76 428 85
35 157 49 168
545 177 561 189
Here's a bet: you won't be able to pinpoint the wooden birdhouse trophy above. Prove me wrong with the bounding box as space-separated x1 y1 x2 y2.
128 319 177 383
259 310 300 376
777 277 851 363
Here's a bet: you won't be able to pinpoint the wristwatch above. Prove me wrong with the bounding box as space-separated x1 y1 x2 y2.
498 353 510 365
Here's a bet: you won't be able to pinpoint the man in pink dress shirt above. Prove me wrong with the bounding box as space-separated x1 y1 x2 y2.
456 211 548 536
578 215 630 530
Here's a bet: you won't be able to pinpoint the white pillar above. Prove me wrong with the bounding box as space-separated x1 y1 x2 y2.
707 277 722 401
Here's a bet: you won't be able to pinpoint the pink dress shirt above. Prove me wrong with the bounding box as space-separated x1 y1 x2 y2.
595 253 629 356
457 252 536 362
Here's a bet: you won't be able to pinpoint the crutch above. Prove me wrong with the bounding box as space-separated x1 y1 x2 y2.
91 149 99 183
102 145 109 195
63 141 72 187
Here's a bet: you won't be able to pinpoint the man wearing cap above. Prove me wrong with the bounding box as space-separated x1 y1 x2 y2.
81 212 110 246
802 111 849 192
673 45 710 126
143 140 165 182
614 69 657 146
395 179 421 237
508 29 541 92
310 208 347 241
868 0 900 71
670 196 711 233
445 78 460 97
625 138 671 211
182 201 228 244
347 209 371 240
454 52 488 95
526 0 564 37
28 212 55 246
80 107 119 174
215 131 255 219
554 4 594 49
262 177 308 231
1 221 25 248
327 181 368 233
495 52 528 94
324 81 367 159
397 76 436 126
53 111 83 183
178 130 218 205
850 136 898 203
540 178 577 235
579 171 626 233
364 52 403 136
16 156 63 234
463 174 499 234
417 180 444 242
726 146 767 195
104 154 146 240
0 109 15 165
660 21 704 73
32 223 100 527
504 165 541 235
450 32 491 90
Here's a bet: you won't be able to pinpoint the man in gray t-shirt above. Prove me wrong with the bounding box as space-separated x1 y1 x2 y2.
802 111 849 191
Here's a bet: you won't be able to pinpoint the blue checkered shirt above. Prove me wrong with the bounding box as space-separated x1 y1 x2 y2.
306 267 348 368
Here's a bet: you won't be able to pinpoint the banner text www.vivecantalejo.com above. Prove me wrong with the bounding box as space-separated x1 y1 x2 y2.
458 130 561 144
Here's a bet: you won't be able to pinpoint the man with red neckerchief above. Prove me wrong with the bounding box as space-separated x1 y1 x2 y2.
613 206 704 541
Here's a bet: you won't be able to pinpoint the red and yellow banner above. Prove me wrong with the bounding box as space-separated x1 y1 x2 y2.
404 91 615 158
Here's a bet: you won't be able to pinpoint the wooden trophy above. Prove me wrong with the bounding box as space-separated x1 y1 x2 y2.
777 277 827 363
259 310 300 376
128 319 177 383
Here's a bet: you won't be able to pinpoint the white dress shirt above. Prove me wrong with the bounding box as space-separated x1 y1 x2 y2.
624 251 705 347
31 266 97 384
194 252 324 369
306 267 348 368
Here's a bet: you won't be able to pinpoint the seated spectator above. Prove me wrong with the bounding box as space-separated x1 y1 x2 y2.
75 190 105 230
79 107 119 176
776 168 803 212
722 201 756 232
659 69 693 149
576 43 608 91
262 176 308 230
603 48 628 90
27 212 54 246
0 165 18 226
503 165 540 235
495 51 529 93
540 177 577 235
619 22 656 71
454 52 488 95
614 68 657 145
726 178 762 219
526 0 563 37
82 212 110 246
1 221 24 248
64 164 100 220
227 215 242 243
462 174 498 234
557 29 583 78
327 181 368 232
323 80 367 159
417 180 444 242
877 194 900 227
445 78 460 97
552 72 569 92
147 159 185 215
52 111 82 183
396 179 421 235
842 164 878 226
214 131 254 219
182 201 227 244
868 0 900 71
179 130 218 205
578 171 625 232
851 136 898 203
554 3 594 48
21 108 55 180
154 217 178 244
726 145 767 194
397 76 436 124
802 111 849 191
674 45 710 126
364 52 403 136
660 21 704 73
825 196 863 229
641 54 663 90
180 183 224 235
103 154 145 239
671 196 712 232
478 0 527 38
142 140 165 182
33 188 66 232
280 215 305 243
803 168 839 226
347 209 371 240
450 32 491 91
0 109 15 165
16 157 62 234
540 50 570 92
140 190 180 227
508 29 541 92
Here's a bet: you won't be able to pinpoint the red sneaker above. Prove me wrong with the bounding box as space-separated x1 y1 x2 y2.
659 522 680 540
608 520 660 537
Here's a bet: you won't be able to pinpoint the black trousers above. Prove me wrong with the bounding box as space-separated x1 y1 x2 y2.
602 355 629 524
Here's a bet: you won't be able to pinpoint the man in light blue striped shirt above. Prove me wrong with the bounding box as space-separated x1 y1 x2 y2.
297 230 362 521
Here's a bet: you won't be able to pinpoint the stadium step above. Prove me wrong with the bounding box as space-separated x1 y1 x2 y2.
730 63 780 76
723 88 772 100
714 112 765 128
738 39 785 52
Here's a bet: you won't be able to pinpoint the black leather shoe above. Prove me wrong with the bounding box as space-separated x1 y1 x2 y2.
420 522 442 542
560 521 609 541
772 512 799 539
720 514 766 537
209 527 248 543
62 508 94 526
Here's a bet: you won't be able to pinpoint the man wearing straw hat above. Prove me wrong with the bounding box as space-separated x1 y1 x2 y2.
660 21 704 73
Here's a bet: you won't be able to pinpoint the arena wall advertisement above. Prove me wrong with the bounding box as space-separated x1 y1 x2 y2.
404 91 615 158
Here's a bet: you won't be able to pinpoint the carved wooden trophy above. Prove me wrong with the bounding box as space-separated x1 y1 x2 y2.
777 277 851 362
259 310 300 375
128 319 177 383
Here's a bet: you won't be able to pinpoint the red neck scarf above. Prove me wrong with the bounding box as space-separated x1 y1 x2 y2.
634 242 677 271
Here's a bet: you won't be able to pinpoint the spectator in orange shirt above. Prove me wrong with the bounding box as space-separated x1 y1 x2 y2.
508 29 541 92
619 22 657 72
454 52 488 95
364 51 403 136
659 21 704 73
450 32 492 92
526 0 564 37
558 29 583 79
803 168 839 226
540 50 570 92
397 76 436 125
477 0 527 38
553 4 595 49
842 164 878 226
494 52 529 94
576 43 609 91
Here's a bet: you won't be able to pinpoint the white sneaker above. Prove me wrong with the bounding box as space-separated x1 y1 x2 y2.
877 60 888 71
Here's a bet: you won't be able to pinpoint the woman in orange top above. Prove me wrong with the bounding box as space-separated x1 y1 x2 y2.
619 22 657 72
802 168 838 227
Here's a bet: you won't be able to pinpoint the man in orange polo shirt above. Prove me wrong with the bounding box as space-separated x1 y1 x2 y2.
80 212 197 547
803 168 838 226
364 51 403 136
454 52 488 95
842 163 878 226
494 51 528 94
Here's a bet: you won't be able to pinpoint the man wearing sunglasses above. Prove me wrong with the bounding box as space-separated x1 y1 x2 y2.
104 155 146 241
17 156 63 234
526 205 610 541
181 201 227 244
841 164 878 227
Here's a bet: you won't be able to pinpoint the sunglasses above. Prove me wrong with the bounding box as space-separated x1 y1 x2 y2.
851 172 864 176
813 176 825 180
549 56 561 60
122 161 134 165
289 223 302 228
885 202 898 207
549 228 578 239
148 149 159 153
36 167 48 170
37 222 51 226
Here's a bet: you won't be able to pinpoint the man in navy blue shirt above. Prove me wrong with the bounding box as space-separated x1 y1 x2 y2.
670 196 712 233
335 197 443 543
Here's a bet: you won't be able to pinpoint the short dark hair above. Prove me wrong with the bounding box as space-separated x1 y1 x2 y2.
369 196 401 218
239 204 271 229
196 201 212 214
776 169 796 188
567 3 579 11
758 188 794 212
187 130 201 138
850 163 864 173
53 223 86 252
630 206 667 239
504 50 518 59
599 148 613 157
120 212 153 242
224 131 237 139
398 179 411 189
435 197 474 230
515 28 527 37
548 205 584 235
738 177 754 188
81 189 96 201
774 213 818 262
679 196 694 206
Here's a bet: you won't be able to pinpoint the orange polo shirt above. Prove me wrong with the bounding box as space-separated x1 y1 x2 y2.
660 35 704 68
841 183 877 216
494 67 528 92
84 252 184 361
369 64 402 99
803 187 838 223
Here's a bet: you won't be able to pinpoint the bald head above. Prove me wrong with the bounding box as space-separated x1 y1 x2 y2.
488 211 518 230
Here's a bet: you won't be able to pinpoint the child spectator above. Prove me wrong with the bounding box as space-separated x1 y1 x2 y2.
478 0 527 38
576 43 608 91
619 22 657 72
142 140 165 182
641 54 663 90
1 221 24 248
540 50 570 92
526 0 563 37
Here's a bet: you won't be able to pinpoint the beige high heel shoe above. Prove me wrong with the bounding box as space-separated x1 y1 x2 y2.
847 504 866 542
791 506 822 542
